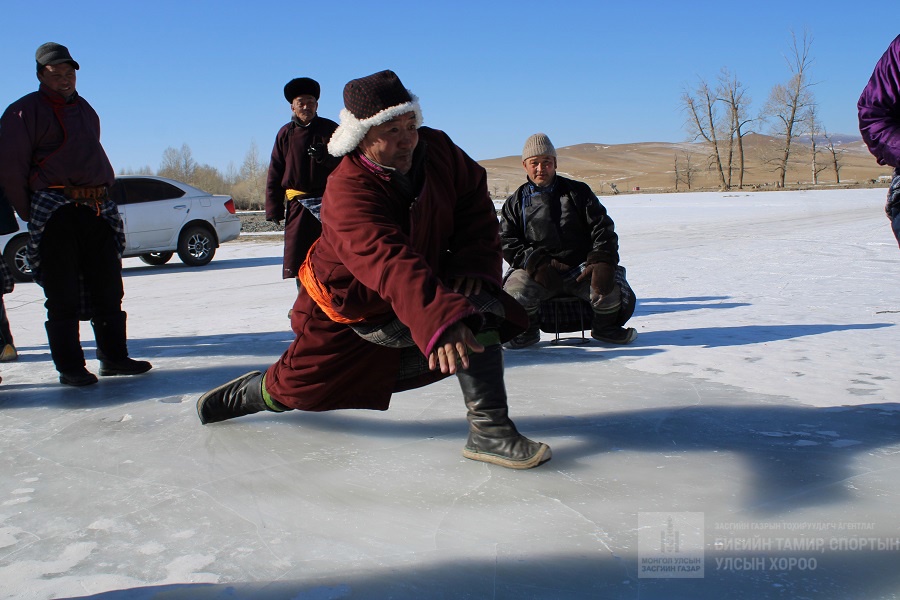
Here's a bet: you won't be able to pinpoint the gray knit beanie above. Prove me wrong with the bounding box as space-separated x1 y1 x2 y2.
522 133 556 161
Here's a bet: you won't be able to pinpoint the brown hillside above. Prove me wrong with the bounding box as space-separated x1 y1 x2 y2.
479 133 893 197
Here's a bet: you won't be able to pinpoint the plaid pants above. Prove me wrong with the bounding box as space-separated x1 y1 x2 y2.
887 170 900 247
349 291 506 381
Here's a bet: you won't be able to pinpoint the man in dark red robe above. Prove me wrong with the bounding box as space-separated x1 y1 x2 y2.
197 70 550 470
265 77 340 280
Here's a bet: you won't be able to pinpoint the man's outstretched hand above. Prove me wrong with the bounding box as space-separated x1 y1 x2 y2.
428 321 484 374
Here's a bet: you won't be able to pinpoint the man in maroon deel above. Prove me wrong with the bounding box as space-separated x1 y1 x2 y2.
0 42 151 386
197 70 551 470
264 77 340 282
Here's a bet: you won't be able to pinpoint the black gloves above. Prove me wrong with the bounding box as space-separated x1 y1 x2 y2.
307 142 327 162
579 262 618 310
530 259 570 291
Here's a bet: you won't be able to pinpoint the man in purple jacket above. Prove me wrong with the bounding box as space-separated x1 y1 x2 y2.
0 42 151 386
858 34 900 248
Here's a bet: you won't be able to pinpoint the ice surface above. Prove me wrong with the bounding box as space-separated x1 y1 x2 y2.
1 188 898 599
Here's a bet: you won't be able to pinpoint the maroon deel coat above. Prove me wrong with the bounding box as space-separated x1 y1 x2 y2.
264 127 526 411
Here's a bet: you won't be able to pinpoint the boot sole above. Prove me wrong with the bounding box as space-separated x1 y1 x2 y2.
462 443 552 469
99 365 153 377
60 374 99 386
591 328 638 345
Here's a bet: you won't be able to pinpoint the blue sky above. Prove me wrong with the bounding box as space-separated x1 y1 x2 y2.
1 1 895 173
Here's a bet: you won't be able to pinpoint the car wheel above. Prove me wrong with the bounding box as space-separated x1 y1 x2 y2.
139 252 174 266
177 225 216 267
3 235 33 283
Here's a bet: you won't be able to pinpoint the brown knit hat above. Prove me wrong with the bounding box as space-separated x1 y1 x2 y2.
522 133 557 161
327 70 423 157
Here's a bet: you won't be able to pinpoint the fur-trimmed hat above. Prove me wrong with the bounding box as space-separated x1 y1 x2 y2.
283 77 320 102
35 42 79 72
327 70 423 157
522 133 557 161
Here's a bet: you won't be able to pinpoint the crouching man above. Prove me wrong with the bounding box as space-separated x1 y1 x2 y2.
197 70 550 470
500 133 637 348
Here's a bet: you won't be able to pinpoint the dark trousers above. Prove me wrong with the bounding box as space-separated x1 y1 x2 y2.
0 296 12 346
282 199 322 279
39 204 124 321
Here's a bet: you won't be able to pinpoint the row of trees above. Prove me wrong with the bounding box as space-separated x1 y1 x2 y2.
679 30 845 191
126 29 845 200
121 142 268 211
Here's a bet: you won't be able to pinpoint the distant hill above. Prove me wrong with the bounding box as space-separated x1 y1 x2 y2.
479 133 893 197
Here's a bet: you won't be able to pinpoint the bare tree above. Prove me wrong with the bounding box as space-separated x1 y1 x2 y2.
231 141 267 210
673 154 680 191
682 78 728 189
117 165 153 176
192 164 229 195
158 144 198 183
674 150 699 191
717 68 752 189
762 29 816 188
821 128 845 183
223 162 240 187
805 105 829 185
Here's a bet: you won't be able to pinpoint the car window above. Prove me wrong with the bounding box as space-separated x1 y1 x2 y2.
112 179 186 205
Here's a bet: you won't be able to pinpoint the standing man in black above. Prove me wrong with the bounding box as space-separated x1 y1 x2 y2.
0 42 151 386
265 78 340 284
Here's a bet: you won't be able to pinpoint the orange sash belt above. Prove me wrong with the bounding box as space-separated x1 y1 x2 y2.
297 240 364 325
47 185 107 215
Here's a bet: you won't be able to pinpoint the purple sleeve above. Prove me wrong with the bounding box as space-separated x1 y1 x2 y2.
859 35 900 167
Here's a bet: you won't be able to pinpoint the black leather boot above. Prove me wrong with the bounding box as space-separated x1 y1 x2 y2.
91 312 152 376
197 371 272 424
457 345 551 469
46 320 97 386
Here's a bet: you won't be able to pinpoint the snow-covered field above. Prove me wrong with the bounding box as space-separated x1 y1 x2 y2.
1 188 898 599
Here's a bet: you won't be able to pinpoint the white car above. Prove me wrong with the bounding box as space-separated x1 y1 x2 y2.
1 176 242 282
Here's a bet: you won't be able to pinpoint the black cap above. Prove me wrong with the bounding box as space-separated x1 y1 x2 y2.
35 42 79 71
283 77 320 103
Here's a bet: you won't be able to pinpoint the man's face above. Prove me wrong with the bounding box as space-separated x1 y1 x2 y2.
523 155 557 187
358 112 419 174
291 95 318 124
38 63 77 97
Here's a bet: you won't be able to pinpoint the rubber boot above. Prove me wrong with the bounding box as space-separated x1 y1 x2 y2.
197 371 275 424
457 345 551 469
589 287 637 345
590 305 637 345
91 312 152 376
45 320 97 386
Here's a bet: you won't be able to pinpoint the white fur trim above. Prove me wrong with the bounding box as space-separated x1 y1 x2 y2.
327 96 423 157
